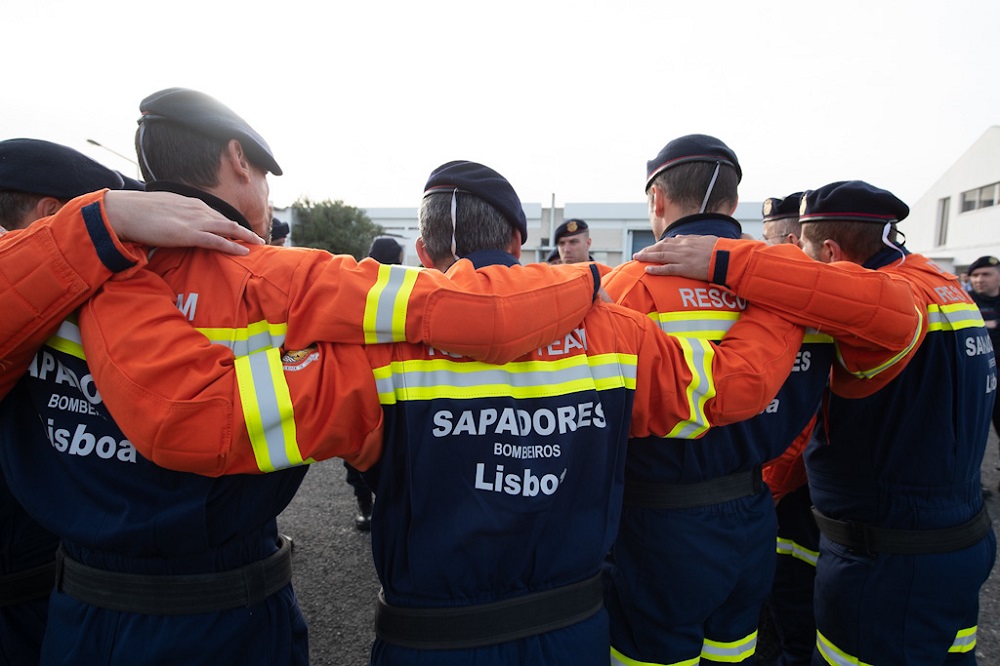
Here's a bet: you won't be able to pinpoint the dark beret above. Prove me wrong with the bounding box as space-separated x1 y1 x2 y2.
800 181 909 225
646 134 742 191
138 87 282 176
969 256 1000 274
545 248 561 263
762 192 803 223
0 138 124 198
270 218 290 240
368 236 404 265
423 160 528 244
554 218 589 243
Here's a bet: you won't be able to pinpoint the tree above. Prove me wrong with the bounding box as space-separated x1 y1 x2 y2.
291 197 384 259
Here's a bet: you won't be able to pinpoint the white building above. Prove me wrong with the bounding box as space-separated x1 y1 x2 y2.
907 126 1000 271
365 200 765 268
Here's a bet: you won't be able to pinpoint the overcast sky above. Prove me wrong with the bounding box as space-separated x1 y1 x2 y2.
5 1 998 210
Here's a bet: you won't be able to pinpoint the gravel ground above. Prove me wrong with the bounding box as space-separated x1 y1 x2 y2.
280 432 1000 665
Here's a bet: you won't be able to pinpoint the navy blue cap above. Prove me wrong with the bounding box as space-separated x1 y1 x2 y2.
423 160 528 244
138 88 282 176
270 218 290 240
799 181 908 225
545 248 561 263
0 138 124 198
762 192 803 223
645 134 742 191
969 256 1000 274
368 236 404 264
554 218 589 243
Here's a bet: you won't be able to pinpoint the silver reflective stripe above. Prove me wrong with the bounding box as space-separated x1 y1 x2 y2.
776 537 819 566
656 311 737 339
198 323 287 356
46 319 86 359
928 303 986 332
950 626 977 653
816 630 873 666
371 354 636 405
667 338 714 439
369 265 417 343
701 631 757 663
245 350 295 470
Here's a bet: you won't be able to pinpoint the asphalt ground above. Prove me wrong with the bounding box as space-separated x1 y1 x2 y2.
279 433 1000 665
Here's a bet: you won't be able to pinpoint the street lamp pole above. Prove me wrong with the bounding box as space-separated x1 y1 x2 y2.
86 139 140 179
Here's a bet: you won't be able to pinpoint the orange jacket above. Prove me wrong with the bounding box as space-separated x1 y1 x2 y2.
0 190 147 397
706 239 923 397
78 251 603 476
80 258 802 476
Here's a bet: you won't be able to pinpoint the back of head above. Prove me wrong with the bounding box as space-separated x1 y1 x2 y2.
419 160 527 265
799 180 909 263
368 236 404 264
135 87 282 187
761 192 803 243
0 138 124 229
645 134 741 214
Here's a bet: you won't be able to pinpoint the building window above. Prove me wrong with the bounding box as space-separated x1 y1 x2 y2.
631 229 656 255
960 182 1000 212
935 197 950 246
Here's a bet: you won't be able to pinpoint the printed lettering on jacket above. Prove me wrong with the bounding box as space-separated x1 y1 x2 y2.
27 344 138 464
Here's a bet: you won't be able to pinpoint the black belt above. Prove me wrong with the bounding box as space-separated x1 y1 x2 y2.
375 573 604 650
623 466 764 509
812 505 992 556
0 561 56 607
53 535 292 615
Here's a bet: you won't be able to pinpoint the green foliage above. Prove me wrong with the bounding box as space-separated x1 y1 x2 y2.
290 198 383 259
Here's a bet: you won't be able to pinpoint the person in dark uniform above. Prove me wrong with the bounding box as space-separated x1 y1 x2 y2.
0 138 128 666
270 218 290 246
602 138 834 666
554 218 594 263
969 254 1000 472
634 180 997 665
0 92 311 666
757 192 823 666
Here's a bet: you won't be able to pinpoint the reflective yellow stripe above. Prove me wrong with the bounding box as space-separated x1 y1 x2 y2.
610 645 699 666
701 631 757 663
927 302 986 332
776 536 819 566
653 309 739 339
363 264 419 344
803 328 835 344
949 625 977 653
816 630 874 666
196 320 288 356
837 304 923 380
372 353 637 405
235 348 303 473
46 318 85 360
664 337 716 439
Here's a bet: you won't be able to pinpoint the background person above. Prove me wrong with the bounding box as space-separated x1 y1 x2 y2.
270 218 290 246
554 218 593 263
969 254 1000 473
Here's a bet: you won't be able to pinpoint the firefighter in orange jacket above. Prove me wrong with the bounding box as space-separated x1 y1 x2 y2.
0 90 605 666
635 180 995 665
0 139 136 666
78 159 805 665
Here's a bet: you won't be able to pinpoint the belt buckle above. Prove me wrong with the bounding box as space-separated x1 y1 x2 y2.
847 520 877 557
